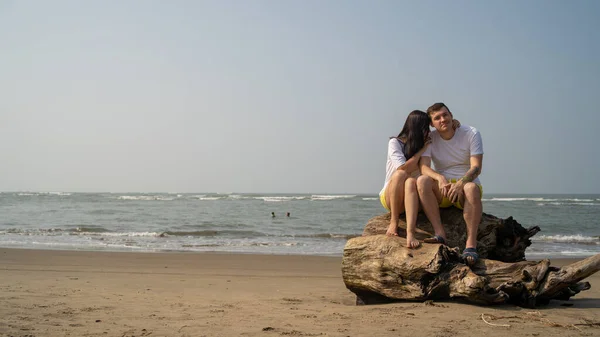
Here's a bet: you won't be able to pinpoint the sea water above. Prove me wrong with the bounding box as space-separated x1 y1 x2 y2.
0 192 598 259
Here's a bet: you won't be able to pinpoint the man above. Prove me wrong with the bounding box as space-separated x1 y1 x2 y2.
417 103 483 266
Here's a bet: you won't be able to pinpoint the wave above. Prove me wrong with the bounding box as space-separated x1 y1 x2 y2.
526 250 600 257
310 195 356 201
117 195 175 201
0 228 66 235
86 209 128 215
0 228 164 237
180 242 302 248
362 197 378 201
484 197 599 203
72 226 111 233
483 197 548 202
159 230 264 237
16 192 72 197
537 202 598 206
290 233 359 240
254 196 307 202
532 234 599 244
1 227 116 235
184 242 304 248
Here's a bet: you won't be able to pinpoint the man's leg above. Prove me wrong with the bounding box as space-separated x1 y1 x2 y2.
416 175 446 241
385 170 408 236
459 182 482 249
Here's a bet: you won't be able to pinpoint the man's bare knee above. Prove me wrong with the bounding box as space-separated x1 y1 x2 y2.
417 175 432 192
463 183 481 201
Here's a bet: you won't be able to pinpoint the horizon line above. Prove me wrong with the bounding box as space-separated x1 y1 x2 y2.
1 191 599 195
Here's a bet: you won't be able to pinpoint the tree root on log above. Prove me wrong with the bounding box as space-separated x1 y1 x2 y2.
342 235 600 307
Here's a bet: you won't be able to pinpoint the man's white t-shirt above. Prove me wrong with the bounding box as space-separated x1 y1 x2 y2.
422 125 484 184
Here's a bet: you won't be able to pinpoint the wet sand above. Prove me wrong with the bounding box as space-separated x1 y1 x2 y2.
1 248 599 337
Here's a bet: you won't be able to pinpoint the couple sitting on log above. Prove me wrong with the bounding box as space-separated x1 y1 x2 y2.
380 102 483 266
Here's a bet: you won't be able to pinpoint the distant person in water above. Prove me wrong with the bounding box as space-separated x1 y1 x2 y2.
271 212 275 218
286 212 290 217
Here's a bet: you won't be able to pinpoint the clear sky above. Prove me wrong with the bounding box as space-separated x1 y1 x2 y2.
1 0 599 194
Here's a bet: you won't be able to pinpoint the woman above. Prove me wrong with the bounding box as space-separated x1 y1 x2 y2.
379 110 431 249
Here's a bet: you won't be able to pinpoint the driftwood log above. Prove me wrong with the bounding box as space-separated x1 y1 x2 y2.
362 208 540 262
342 209 600 307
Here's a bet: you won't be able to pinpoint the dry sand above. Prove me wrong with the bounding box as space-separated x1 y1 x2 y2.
1 248 599 337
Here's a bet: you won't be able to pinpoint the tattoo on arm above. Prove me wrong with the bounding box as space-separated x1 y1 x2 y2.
460 166 480 183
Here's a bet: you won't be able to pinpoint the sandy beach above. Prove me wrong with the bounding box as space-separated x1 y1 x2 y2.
1 248 598 337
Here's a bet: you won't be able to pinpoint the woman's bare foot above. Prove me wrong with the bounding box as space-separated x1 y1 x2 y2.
386 222 398 236
406 231 421 248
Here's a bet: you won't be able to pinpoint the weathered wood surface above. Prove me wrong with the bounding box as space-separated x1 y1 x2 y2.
362 208 540 262
342 235 600 307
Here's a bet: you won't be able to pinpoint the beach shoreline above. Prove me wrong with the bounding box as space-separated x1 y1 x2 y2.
1 248 599 336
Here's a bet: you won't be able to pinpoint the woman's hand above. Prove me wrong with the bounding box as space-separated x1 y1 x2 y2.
417 137 432 155
424 136 432 146
452 119 461 130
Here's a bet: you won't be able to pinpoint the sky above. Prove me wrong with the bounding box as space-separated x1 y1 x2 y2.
1 0 599 194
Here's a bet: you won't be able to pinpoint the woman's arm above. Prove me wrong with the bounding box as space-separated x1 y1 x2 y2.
398 141 430 173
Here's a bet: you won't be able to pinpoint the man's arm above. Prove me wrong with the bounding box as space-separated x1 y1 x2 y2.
447 154 483 202
419 156 450 197
460 155 483 183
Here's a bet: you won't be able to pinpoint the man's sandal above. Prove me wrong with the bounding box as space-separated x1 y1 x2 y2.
461 247 479 266
423 235 446 245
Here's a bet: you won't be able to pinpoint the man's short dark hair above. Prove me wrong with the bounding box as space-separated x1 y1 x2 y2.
427 102 451 117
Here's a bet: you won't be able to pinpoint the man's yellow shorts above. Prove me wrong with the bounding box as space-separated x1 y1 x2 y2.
439 179 483 210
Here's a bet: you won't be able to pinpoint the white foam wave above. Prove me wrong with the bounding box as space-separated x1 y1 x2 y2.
87 232 163 237
538 202 597 206
362 197 378 201
533 234 599 243
484 197 598 203
48 192 72 196
526 250 599 258
117 195 174 201
0 229 163 237
311 195 356 201
17 192 72 196
254 196 307 202
483 197 548 202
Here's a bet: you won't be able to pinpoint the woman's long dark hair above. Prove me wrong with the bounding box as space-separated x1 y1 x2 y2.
395 110 430 160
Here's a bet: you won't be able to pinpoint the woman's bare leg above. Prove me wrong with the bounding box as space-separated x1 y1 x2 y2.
385 170 408 236
416 175 446 241
404 177 420 248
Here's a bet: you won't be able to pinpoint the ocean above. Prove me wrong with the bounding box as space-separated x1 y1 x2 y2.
0 192 598 259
